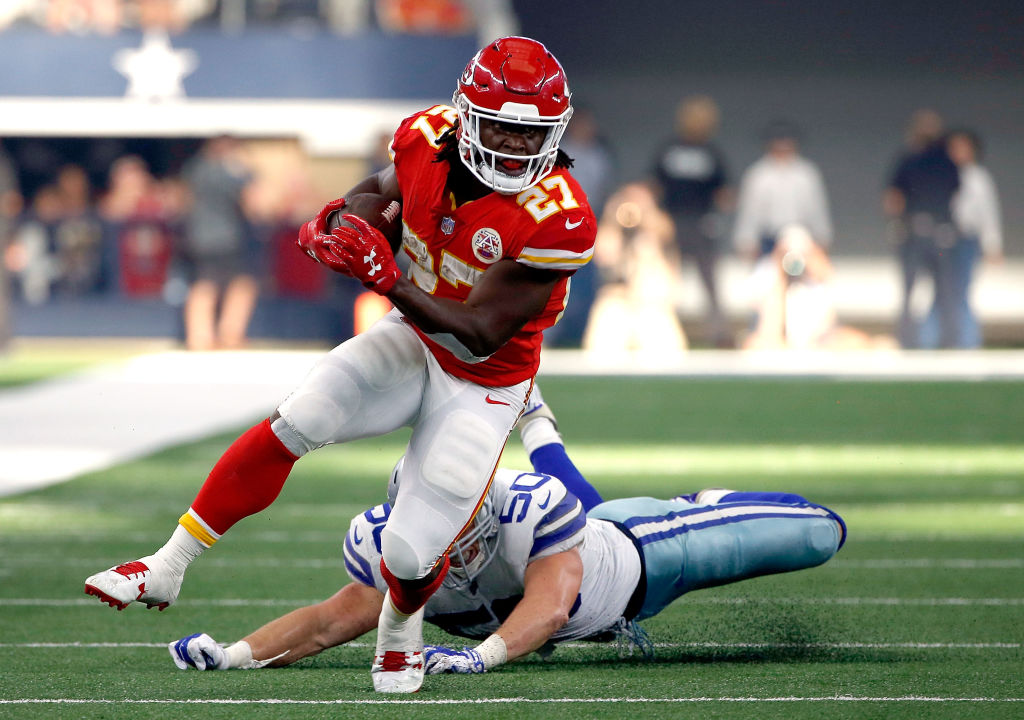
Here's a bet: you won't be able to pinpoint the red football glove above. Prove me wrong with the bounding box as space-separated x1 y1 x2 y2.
297 196 346 263
328 214 402 295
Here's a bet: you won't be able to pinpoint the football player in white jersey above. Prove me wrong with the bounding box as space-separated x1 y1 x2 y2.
168 388 846 676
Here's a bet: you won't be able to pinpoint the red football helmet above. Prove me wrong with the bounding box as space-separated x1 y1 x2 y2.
453 36 573 194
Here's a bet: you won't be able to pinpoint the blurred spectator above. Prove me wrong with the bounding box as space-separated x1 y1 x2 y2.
0 0 40 31
375 0 517 41
376 0 472 34
0 140 20 350
883 109 960 348
561 107 615 215
919 128 1003 349
733 120 832 260
7 166 104 303
742 224 892 351
583 183 687 355
8 185 64 304
651 95 732 346
180 135 257 351
0 140 22 236
45 0 123 34
1 0 212 34
461 0 518 46
98 155 177 297
321 0 372 34
51 164 105 296
545 106 615 348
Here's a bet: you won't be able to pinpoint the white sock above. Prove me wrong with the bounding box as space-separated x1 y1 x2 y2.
153 524 207 576
520 417 562 456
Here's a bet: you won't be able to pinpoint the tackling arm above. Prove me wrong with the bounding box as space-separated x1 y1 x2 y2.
240 582 384 667
494 547 584 661
170 582 384 670
423 548 583 674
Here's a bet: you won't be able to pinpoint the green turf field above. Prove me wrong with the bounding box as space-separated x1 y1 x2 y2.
1 375 1022 718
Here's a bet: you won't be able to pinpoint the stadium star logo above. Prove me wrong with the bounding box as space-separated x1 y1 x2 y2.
113 30 198 101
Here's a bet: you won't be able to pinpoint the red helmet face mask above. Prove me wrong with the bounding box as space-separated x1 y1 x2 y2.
453 36 573 194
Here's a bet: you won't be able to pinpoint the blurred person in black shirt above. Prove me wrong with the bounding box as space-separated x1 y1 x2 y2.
181 136 257 351
651 96 731 346
883 109 960 348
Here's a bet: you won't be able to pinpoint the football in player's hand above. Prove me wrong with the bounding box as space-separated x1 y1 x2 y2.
328 193 403 253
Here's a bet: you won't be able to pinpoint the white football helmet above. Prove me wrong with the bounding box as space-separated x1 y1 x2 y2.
453 36 573 194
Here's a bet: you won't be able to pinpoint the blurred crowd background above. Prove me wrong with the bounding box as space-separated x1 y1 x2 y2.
0 0 1020 352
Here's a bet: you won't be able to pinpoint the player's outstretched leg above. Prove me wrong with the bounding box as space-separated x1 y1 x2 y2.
84 418 299 610
372 557 450 693
518 384 603 511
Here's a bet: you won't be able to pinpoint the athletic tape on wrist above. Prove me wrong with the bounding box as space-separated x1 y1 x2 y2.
474 633 507 670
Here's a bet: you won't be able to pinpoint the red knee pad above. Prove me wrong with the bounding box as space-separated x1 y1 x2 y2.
380 555 451 615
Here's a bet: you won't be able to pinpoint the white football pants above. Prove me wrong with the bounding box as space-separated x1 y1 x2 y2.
273 310 530 580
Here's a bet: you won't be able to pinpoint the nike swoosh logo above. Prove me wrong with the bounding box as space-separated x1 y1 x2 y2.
564 217 583 230
485 394 511 406
352 528 363 544
537 491 552 509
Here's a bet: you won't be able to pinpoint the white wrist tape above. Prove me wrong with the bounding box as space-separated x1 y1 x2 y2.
224 641 254 669
474 633 507 670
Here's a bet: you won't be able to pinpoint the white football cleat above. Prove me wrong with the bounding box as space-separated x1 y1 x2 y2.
516 384 558 432
372 594 425 693
84 555 182 611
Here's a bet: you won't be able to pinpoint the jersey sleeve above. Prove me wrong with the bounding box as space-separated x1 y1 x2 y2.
496 471 587 564
517 219 596 273
530 485 587 560
342 504 390 591
515 172 597 274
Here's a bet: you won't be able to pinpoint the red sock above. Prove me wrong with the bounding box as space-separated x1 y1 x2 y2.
190 419 298 535
380 556 450 615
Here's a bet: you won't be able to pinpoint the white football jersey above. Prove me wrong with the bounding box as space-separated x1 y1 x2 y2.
343 468 641 642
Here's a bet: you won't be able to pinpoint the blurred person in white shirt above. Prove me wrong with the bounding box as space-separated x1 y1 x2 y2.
732 121 832 261
742 224 891 351
919 128 1003 349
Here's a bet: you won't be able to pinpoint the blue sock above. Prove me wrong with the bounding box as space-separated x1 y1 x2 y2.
529 443 604 511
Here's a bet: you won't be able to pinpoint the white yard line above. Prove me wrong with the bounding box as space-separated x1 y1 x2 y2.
1 696 1022 704
3 596 1024 607
2 641 1019 650
5 556 1022 569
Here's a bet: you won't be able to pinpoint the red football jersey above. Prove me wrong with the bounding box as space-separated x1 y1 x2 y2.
391 105 597 386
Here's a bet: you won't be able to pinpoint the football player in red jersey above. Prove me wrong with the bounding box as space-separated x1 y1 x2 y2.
84 37 597 694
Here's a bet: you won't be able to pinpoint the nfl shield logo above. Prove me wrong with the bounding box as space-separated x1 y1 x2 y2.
441 216 456 235
471 228 502 264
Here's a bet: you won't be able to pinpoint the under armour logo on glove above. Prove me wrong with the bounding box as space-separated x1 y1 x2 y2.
328 214 402 295
364 248 383 277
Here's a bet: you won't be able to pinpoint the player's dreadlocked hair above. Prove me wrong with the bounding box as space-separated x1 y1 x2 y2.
434 124 574 170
